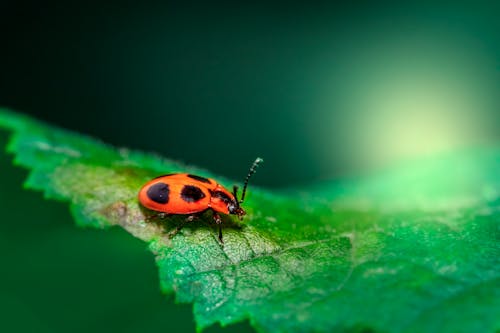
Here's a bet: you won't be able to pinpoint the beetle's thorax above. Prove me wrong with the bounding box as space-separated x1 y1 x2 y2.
209 185 242 216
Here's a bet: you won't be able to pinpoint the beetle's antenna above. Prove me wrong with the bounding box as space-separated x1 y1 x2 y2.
233 185 239 205
240 157 263 204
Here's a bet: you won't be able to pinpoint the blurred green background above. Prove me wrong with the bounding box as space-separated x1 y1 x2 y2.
0 1 498 332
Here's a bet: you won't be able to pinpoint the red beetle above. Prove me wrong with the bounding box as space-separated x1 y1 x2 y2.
138 158 263 242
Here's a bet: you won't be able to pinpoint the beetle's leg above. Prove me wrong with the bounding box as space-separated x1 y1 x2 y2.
145 212 168 222
186 214 198 223
167 214 198 239
212 211 224 244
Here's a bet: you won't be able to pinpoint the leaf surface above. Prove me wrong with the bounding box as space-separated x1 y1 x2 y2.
0 108 498 333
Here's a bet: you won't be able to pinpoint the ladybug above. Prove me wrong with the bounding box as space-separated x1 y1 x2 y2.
138 157 263 243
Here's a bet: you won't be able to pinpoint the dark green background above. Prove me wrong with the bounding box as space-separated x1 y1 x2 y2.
0 1 498 332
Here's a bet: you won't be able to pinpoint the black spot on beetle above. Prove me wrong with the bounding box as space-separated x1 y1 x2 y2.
147 182 170 204
181 185 206 203
187 174 212 184
210 190 233 203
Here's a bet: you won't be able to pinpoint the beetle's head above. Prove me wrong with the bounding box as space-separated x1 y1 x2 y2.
228 200 246 219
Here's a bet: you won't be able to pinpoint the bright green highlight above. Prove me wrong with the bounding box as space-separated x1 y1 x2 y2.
0 108 498 333
310 29 498 174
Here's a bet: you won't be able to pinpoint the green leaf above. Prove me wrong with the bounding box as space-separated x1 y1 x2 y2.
0 108 498 333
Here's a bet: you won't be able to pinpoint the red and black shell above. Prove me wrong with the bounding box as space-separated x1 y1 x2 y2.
138 173 245 217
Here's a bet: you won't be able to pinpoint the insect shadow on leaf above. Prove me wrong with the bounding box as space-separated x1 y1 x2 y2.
141 205 244 242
